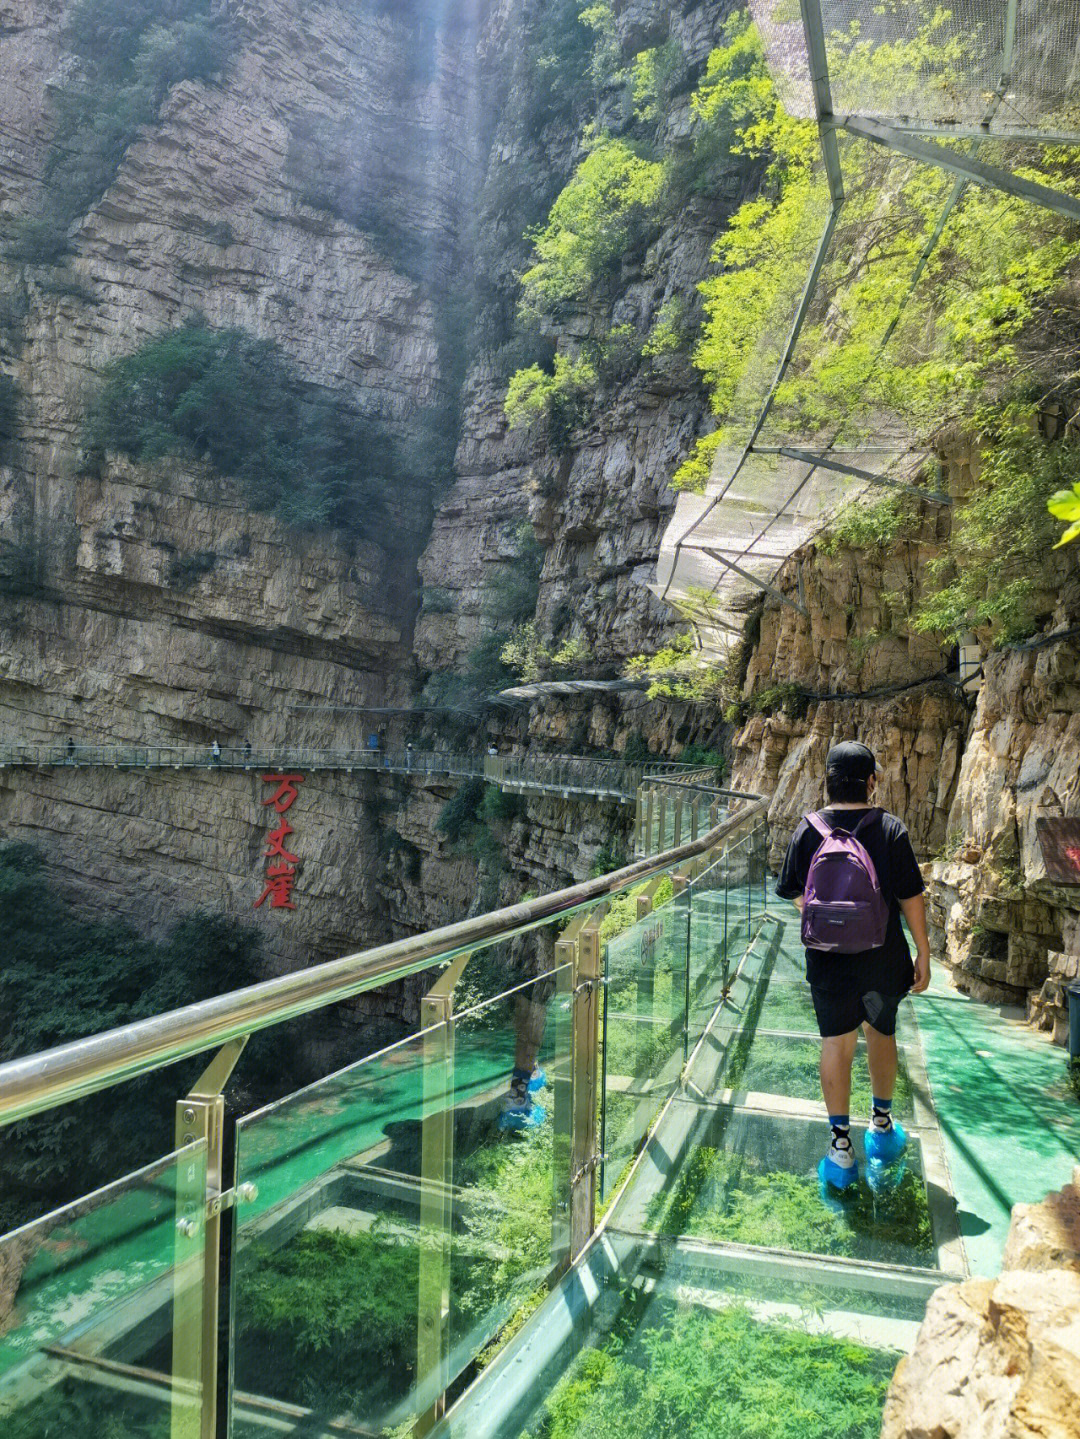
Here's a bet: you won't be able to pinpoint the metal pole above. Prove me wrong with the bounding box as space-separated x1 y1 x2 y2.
837 115 1080 223
570 916 604 1259
172 1037 247 1439
415 951 469 1436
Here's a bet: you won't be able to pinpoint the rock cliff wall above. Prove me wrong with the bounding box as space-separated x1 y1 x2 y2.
416 0 743 680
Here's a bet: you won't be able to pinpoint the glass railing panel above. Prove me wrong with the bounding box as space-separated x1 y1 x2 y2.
230 1027 437 1437
685 854 733 1056
0 1143 207 1439
447 968 573 1379
230 963 574 1438
599 892 690 1202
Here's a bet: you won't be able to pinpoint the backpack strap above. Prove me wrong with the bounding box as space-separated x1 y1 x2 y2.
805 811 832 839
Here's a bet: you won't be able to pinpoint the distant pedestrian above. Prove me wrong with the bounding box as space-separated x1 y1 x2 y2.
66 736 75 764
405 742 414 772
487 743 498 757
244 740 252 767
211 738 222 765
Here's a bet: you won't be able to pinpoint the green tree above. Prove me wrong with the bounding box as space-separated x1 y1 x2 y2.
518 140 666 318
1049 482 1080 547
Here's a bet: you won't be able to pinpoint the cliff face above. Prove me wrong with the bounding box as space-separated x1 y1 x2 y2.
416 0 741 679
1 0 703 986
0 0 499 970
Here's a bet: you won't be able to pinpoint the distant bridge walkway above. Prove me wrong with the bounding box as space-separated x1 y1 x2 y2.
0 743 705 806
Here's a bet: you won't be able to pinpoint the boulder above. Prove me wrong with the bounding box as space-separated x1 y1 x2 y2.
881 1169 1080 1438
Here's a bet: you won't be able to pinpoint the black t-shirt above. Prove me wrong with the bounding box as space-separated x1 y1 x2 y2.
775 807 925 994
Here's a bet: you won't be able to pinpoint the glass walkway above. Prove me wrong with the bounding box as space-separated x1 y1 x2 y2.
1 780 1077 1439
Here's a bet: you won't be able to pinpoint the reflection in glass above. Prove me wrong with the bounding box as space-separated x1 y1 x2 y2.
0 1144 206 1439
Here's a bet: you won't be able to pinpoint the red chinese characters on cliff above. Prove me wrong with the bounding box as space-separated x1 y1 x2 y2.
255 774 305 910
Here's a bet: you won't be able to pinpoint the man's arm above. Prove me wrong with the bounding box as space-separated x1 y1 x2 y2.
899 893 931 993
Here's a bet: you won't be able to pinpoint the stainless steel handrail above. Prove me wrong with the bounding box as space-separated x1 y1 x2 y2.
0 794 767 1127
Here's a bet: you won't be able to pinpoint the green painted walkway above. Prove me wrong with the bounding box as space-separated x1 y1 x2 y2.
916 972 1080 1275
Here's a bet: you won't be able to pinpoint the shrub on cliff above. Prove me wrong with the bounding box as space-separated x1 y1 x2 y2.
86 319 397 532
518 140 666 319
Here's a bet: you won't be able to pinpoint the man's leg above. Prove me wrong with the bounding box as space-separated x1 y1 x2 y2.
862 1021 897 1103
862 1001 907 1163
819 1030 858 1115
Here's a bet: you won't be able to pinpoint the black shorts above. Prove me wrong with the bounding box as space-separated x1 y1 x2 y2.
809 985 906 1038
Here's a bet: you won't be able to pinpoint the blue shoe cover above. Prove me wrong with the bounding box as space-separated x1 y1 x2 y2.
497 1100 547 1133
864 1120 907 1165
818 1153 859 1191
527 1066 547 1094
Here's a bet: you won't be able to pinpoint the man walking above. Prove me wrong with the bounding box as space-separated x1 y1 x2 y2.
776 742 931 1189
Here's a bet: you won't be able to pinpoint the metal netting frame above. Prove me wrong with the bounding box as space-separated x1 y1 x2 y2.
658 0 1080 628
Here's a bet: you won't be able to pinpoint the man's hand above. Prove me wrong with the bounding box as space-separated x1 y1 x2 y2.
911 950 931 994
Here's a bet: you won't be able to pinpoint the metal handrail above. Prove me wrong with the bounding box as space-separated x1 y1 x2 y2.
0 794 767 1127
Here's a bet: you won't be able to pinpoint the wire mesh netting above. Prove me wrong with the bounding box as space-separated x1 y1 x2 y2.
651 2 1080 654
750 1 1080 133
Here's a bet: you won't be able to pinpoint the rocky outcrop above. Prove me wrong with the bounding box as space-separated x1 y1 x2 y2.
728 508 969 863
881 1168 1080 1439
416 0 744 678
928 635 1080 1009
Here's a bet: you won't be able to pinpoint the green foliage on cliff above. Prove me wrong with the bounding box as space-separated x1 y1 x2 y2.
679 12 1080 476
626 632 726 702
500 8 737 439
910 411 1073 643
505 354 598 445
86 319 404 532
5 0 233 266
818 494 920 555
0 842 269 1231
1049 481 1080 548
519 141 667 316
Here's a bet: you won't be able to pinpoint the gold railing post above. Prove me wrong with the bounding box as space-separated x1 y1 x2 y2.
570 911 604 1259
415 951 470 1437
551 932 577 1273
173 1037 247 1439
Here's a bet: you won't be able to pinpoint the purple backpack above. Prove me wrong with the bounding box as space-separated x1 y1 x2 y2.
801 810 889 953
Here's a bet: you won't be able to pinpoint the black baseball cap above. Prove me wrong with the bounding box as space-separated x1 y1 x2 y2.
826 741 876 781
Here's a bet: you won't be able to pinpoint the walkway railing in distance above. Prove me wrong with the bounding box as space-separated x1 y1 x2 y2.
0 742 702 804
0 778 767 1439
635 770 738 855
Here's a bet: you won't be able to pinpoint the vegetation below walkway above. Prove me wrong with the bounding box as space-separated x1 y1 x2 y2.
523 1298 899 1439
